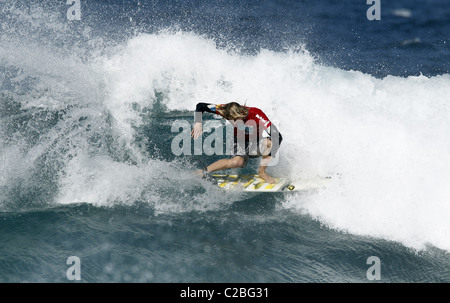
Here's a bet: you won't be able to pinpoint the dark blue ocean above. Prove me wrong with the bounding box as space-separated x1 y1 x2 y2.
1 0 450 283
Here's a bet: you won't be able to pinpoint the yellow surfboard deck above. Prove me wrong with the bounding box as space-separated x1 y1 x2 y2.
211 174 330 192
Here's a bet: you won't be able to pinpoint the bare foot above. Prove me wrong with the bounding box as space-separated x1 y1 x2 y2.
259 171 276 184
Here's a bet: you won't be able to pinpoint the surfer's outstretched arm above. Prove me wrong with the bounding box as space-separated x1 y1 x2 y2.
191 122 203 139
191 103 219 139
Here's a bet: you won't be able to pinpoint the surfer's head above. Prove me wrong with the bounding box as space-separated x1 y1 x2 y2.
216 102 249 121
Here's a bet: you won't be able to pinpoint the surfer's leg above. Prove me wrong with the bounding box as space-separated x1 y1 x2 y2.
203 135 249 172
256 133 282 184
206 156 246 172
195 156 247 178
259 138 272 156
196 135 250 177
258 156 276 184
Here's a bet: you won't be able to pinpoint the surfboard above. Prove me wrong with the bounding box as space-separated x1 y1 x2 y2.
211 174 331 192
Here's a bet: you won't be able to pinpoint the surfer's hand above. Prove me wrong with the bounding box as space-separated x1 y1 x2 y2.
191 122 203 139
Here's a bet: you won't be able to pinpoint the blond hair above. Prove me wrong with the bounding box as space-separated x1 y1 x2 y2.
216 102 249 120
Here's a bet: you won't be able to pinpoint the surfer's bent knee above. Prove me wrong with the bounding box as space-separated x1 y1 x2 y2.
230 156 246 168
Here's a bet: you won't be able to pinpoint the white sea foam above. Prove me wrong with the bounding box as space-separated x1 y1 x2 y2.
1 17 450 252
98 32 450 251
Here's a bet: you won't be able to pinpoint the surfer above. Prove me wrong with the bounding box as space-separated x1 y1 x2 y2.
191 102 282 184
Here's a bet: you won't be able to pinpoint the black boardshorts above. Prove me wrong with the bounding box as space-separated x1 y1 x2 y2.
231 132 283 167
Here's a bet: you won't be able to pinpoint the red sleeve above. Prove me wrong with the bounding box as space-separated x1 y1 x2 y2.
252 108 272 129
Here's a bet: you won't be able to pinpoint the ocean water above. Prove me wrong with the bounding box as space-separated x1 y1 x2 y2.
1 0 450 283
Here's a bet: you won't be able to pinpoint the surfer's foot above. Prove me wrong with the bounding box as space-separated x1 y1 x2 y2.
259 171 276 184
195 167 214 181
